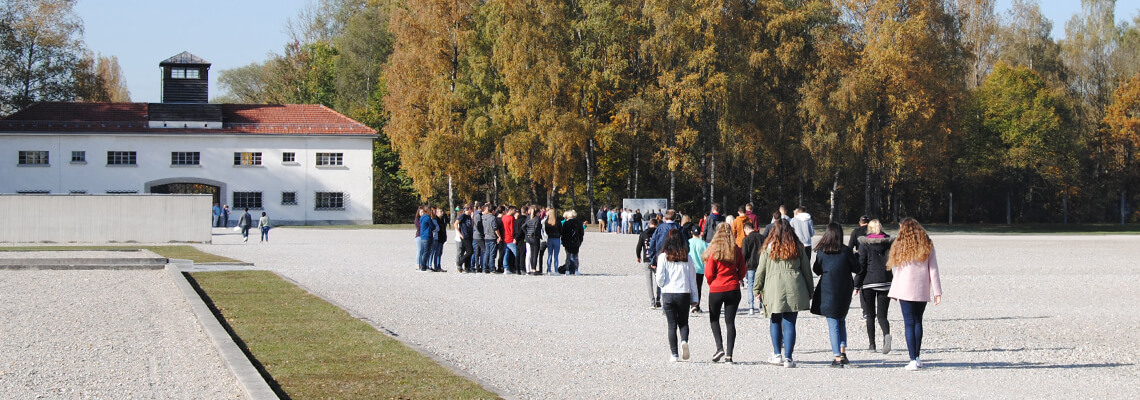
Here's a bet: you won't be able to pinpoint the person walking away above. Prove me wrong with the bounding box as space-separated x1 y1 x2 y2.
545 208 562 274
257 211 271 243
778 205 791 221
238 208 253 243
733 206 748 248
856 219 893 353
637 219 660 308
703 203 724 243
848 215 871 251
597 207 607 232
656 229 698 362
689 228 709 313
456 206 475 273
704 223 746 363
560 210 584 274
524 207 543 274
754 219 813 368
790 207 815 261
740 219 766 315
633 209 643 234
501 207 517 274
648 210 681 282
761 211 779 236
745 203 758 228
811 222 857 367
887 218 942 370
223 205 231 228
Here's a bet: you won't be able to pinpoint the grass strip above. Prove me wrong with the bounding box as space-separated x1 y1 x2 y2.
188 270 500 400
0 245 239 263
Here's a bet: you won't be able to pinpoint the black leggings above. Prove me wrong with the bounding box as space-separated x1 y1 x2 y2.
694 274 704 307
661 293 691 355
861 289 891 347
527 239 541 272
708 290 741 356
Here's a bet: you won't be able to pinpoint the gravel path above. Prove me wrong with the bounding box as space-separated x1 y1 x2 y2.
199 228 1140 399
0 269 243 399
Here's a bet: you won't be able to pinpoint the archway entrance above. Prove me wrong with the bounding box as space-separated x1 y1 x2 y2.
151 182 220 205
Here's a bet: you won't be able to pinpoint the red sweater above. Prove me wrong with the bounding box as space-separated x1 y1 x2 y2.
502 214 515 244
705 247 747 293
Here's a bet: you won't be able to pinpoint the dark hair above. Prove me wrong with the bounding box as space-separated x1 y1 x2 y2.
815 222 844 254
244 208 249 212
261 212 266 217
712 203 721 212
771 212 780 220
738 205 746 213
743 219 754 229
860 215 872 224
663 229 689 262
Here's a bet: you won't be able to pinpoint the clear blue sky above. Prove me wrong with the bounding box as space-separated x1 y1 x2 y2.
77 0 1140 103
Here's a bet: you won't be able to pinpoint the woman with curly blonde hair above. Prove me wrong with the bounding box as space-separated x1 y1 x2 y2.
887 218 942 370
753 219 813 368
703 223 745 363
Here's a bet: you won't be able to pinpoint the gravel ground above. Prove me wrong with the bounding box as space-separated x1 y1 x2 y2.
200 228 1140 399
0 269 243 399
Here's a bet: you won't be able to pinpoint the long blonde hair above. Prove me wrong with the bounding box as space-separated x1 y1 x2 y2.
546 208 558 226
867 219 882 234
704 223 736 263
887 218 933 269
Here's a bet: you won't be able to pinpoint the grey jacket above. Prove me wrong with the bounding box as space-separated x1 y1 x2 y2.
481 213 498 240
789 213 815 247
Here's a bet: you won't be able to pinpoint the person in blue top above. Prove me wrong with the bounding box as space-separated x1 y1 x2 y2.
648 209 680 270
212 203 222 227
418 207 437 271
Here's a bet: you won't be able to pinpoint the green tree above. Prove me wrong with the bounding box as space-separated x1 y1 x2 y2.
1102 72 1140 222
0 0 85 115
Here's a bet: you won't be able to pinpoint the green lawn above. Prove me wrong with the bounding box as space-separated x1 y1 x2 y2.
0 245 240 263
188 270 500 400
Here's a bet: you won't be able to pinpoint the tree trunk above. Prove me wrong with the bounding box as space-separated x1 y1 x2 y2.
949 192 954 224
829 169 840 223
633 152 640 198
447 174 454 220
709 153 716 210
586 138 597 224
1062 190 1068 224
778 161 785 207
798 174 804 208
748 168 755 207
700 154 708 212
864 163 872 217
669 170 676 209
1121 190 1127 225
1006 191 1012 225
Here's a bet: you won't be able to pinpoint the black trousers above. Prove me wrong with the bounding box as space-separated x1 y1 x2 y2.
861 288 891 348
662 293 691 356
708 290 742 356
457 239 473 271
527 238 541 272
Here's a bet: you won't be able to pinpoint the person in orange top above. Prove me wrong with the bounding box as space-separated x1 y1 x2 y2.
732 205 748 248
704 223 747 363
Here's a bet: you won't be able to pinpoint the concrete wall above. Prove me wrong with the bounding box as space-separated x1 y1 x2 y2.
0 194 212 243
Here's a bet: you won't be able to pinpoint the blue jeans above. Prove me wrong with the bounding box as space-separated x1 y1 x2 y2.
546 238 561 272
472 239 484 270
417 238 431 269
745 270 756 310
769 312 798 359
566 252 579 274
431 241 443 269
260 226 269 241
900 300 928 361
482 241 498 272
826 317 848 356
503 243 517 271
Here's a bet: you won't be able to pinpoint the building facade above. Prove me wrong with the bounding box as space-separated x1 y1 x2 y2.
0 52 376 225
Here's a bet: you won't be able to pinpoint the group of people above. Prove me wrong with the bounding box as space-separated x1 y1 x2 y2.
642 204 943 371
212 203 271 243
597 207 662 234
414 202 585 275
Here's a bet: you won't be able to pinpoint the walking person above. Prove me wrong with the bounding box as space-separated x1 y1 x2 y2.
257 211 271 243
638 219 660 308
455 206 475 273
790 207 815 261
238 208 252 243
545 208 562 274
703 203 724 243
857 219 893 353
597 207 607 233
648 210 680 284
703 223 745 363
524 207 543 275
689 227 709 313
656 229 699 362
811 223 857 367
561 210 584 275
740 219 766 315
754 219 813 368
223 205 231 228
887 218 943 370
733 206 748 248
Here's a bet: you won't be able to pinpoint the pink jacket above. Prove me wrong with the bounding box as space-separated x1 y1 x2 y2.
887 248 943 302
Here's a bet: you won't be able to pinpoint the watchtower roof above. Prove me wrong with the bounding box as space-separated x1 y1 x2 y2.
160 51 210 66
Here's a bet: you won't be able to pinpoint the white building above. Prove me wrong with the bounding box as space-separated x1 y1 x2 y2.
0 52 376 225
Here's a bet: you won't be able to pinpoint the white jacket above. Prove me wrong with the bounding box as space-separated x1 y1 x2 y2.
655 253 699 303
790 212 814 246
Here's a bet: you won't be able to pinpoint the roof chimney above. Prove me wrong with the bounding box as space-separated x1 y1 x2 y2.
159 51 210 103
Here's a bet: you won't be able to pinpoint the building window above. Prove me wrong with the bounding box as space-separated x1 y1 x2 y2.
234 152 262 166
171 68 200 79
233 191 263 209
171 151 200 166
282 191 298 205
283 152 296 163
106 190 138 194
315 192 345 210
16 190 49 194
69 190 87 194
71 151 86 163
18 150 49 166
107 151 137 165
316 152 343 166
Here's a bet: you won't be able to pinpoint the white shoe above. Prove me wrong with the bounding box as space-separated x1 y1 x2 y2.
916 358 924 368
882 334 892 354
749 308 756 315
783 359 797 368
767 354 784 365
681 341 690 361
670 355 678 362
243 237 248 242
905 360 920 371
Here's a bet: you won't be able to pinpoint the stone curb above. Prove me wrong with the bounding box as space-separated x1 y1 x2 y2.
0 257 168 270
166 263 279 400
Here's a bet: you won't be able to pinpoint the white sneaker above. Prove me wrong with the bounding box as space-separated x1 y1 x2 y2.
882 334 892 354
783 359 797 368
681 341 690 361
749 308 756 315
670 355 679 362
905 360 920 371
916 358 924 368
767 354 784 365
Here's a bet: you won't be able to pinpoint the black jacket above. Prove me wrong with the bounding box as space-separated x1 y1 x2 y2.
523 215 543 241
856 236 894 288
561 218 584 253
636 227 657 262
513 215 527 243
741 231 766 271
848 225 869 252
813 245 857 318
545 219 562 239
703 213 724 243
457 214 473 241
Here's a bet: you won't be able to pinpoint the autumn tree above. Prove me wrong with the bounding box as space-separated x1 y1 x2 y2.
1102 72 1140 222
74 52 130 102
959 0 1000 89
0 0 85 115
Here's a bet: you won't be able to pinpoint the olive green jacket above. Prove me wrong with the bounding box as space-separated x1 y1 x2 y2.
753 247 814 318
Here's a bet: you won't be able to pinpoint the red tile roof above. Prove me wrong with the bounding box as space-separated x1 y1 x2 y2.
0 102 377 135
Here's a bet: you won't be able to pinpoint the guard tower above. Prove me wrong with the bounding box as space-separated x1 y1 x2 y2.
159 51 210 103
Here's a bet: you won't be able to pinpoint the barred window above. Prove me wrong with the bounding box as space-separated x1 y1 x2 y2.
233 192 263 209
106 190 138 194
71 151 85 163
282 191 298 205
315 192 345 210
171 151 200 166
16 190 49 194
171 68 200 79
316 152 343 166
18 151 48 165
107 151 137 165
282 152 296 163
234 152 262 166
